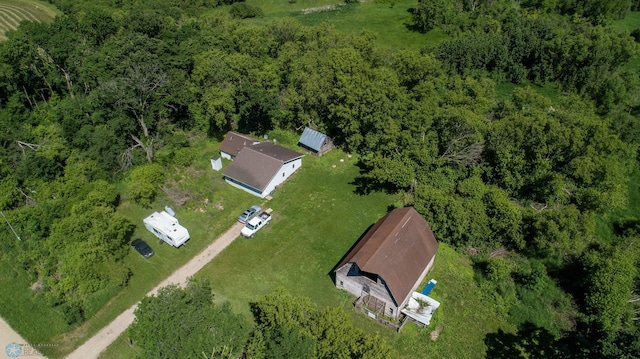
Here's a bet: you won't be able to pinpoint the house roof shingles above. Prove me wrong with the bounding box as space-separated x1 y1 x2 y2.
337 207 439 306
298 127 328 152
219 132 261 157
223 142 302 192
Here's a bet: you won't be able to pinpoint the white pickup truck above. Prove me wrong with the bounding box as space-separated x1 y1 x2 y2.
240 211 271 238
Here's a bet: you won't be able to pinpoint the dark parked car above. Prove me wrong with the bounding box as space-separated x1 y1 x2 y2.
131 239 154 258
238 205 261 223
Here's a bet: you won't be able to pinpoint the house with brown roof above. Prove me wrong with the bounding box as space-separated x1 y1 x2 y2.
223 142 303 198
334 207 439 321
219 131 261 160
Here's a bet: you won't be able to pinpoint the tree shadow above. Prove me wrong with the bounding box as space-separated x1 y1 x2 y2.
612 217 640 237
485 322 573 359
404 8 426 33
349 160 400 196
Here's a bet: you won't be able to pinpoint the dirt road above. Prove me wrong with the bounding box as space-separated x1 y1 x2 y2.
65 221 245 359
0 317 47 358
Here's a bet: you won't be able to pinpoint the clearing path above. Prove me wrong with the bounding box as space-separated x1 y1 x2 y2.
66 221 245 359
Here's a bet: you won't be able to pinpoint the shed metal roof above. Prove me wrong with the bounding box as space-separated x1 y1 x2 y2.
298 127 327 152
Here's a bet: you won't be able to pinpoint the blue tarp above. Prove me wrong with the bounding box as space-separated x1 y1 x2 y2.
422 279 437 296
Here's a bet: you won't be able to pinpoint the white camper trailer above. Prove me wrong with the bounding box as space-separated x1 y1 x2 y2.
143 211 190 247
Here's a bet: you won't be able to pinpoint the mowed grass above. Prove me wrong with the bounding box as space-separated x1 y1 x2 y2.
0 0 58 40
0 260 68 344
197 148 394 317
102 144 512 358
392 244 514 358
614 10 640 32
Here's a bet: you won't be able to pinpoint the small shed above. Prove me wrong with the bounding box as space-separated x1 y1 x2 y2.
298 127 333 157
211 156 222 171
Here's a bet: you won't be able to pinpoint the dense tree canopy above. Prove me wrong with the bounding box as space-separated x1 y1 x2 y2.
130 279 250 358
0 0 638 354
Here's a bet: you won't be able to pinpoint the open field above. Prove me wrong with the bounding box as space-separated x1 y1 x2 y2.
225 0 443 51
0 0 58 40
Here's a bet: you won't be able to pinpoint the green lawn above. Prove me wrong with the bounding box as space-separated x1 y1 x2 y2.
0 0 58 41
614 10 640 32
495 80 562 103
100 141 513 359
0 261 68 344
198 148 395 316
616 11 640 72
231 0 442 51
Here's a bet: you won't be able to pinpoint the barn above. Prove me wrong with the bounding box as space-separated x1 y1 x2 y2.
298 127 333 156
334 207 439 321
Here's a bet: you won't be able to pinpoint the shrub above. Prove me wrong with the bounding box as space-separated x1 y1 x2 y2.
127 164 165 207
229 3 263 18
62 302 84 325
631 28 640 43
173 147 197 167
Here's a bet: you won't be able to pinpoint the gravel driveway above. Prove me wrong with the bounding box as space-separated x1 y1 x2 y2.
65 221 245 359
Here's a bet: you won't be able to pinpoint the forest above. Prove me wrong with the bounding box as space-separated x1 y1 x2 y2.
0 0 639 357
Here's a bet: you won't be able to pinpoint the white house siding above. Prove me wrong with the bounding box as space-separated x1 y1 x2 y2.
220 151 232 160
224 177 265 197
262 158 302 197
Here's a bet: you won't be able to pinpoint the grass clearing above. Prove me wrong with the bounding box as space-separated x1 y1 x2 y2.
197 148 394 317
0 260 68 344
0 0 58 41
614 10 640 32
232 0 441 51
101 142 513 359
495 80 562 103
616 11 640 72
392 244 514 358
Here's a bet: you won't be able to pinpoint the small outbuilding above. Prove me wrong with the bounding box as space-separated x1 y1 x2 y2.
210 156 222 171
298 127 333 156
334 207 439 321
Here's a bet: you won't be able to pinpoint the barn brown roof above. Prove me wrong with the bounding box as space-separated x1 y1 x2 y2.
223 143 302 192
219 132 261 158
337 207 439 305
